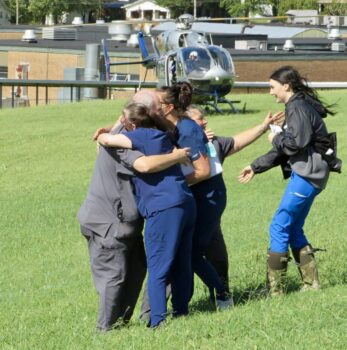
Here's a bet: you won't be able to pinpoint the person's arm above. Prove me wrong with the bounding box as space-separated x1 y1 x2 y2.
238 148 288 184
97 133 132 148
228 111 284 156
178 121 211 185
238 165 255 184
185 153 210 185
204 128 215 141
92 116 122 141
133 147 190 173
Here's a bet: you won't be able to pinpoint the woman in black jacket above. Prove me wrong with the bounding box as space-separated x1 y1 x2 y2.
239 66 335 296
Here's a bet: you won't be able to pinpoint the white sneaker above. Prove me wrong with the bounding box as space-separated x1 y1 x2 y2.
216 294 234 310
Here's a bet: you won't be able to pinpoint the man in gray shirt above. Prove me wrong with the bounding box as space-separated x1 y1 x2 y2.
78 92 189 331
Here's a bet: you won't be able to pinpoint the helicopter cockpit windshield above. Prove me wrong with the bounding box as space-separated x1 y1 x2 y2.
207 46 235 74
180 48 211 76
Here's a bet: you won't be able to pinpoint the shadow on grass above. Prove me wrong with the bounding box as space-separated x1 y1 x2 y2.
189 278 304 313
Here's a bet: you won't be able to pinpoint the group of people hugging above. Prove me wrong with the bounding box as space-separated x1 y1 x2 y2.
78 66 338 331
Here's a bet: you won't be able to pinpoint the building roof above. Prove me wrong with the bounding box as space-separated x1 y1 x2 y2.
0 23 346 59
152 22 328 39
0 38 142 56
122 0 163 9
285 10 318 16
105 2 126 9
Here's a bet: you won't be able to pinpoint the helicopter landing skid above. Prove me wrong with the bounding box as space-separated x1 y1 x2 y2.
205 96 241 114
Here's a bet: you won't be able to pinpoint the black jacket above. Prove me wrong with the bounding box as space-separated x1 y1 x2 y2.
251 92 330 189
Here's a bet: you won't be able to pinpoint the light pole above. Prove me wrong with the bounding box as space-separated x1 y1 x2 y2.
193 0 196 18
16 0 19 25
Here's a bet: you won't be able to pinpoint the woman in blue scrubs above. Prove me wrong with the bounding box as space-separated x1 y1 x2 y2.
98 103 196 328
157 83 233 309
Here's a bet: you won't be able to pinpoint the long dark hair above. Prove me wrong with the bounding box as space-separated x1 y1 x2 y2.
270 66 335 117
124 102 167 130
157 82 193 117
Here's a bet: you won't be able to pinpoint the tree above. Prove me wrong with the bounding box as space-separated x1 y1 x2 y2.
264 0 280 17
220 0 263 17
5 0 32 24
277 0 318 16
29 0 74 24
322 0 347 16
221 0 321 17
155 0 193 18
71 0 101 21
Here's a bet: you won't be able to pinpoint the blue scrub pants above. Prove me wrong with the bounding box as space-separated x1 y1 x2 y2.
192 191 227 295
269 172 320 253
145 198 196 327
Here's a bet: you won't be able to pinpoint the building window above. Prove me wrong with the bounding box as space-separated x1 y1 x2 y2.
143 10 153 20
130 10 140 19
158 11 167 19
0 66 8 79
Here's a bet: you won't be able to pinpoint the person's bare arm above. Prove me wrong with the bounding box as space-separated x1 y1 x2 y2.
228 111 284 156
133 147 190 173
185 153 210 185
97 133 132 148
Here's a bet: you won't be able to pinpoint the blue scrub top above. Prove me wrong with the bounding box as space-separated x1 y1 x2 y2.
175 118 226 199
125 128 193 218
176 118 208 161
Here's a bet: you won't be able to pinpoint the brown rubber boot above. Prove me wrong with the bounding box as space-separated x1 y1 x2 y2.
266 251 290 296
292 244 320 292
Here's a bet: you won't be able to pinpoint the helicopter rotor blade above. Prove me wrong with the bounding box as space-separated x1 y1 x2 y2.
109 61 149 66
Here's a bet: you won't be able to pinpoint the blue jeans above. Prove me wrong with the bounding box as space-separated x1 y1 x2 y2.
269 172 321 253
145 198 196 327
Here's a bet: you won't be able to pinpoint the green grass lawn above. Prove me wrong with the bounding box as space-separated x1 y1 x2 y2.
0 91 346 350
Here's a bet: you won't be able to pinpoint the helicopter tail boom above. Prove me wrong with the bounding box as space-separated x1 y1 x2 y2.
137 31 157 69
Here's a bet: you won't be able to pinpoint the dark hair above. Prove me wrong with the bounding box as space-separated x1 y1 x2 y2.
157 82 193 116
270 66 335 116
124 102 167 131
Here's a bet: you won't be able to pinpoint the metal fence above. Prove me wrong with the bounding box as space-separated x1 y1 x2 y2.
1 79 347 109
0 79 157 109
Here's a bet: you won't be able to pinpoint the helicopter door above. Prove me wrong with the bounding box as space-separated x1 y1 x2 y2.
164 53 177 86
156 57 167 87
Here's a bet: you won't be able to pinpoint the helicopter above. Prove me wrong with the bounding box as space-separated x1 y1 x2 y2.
103 14 240 113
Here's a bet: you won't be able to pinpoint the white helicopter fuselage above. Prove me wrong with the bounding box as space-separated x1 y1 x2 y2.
153 28 236 102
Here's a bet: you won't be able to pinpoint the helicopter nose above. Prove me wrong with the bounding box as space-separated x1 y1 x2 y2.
202 67 231 82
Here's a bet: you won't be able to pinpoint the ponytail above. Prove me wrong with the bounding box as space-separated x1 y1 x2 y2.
157 82 193 117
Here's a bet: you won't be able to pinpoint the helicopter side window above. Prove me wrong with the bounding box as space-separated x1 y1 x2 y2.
208 49 219 65
175 58 185 80
207 47 234 74
168 55 177 84
178 34 186 47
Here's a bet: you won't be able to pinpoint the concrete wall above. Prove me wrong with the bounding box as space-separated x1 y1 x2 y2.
234 59 347 83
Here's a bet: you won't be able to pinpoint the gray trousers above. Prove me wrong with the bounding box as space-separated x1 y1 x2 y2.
139 224 229 322
81 221 146 331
